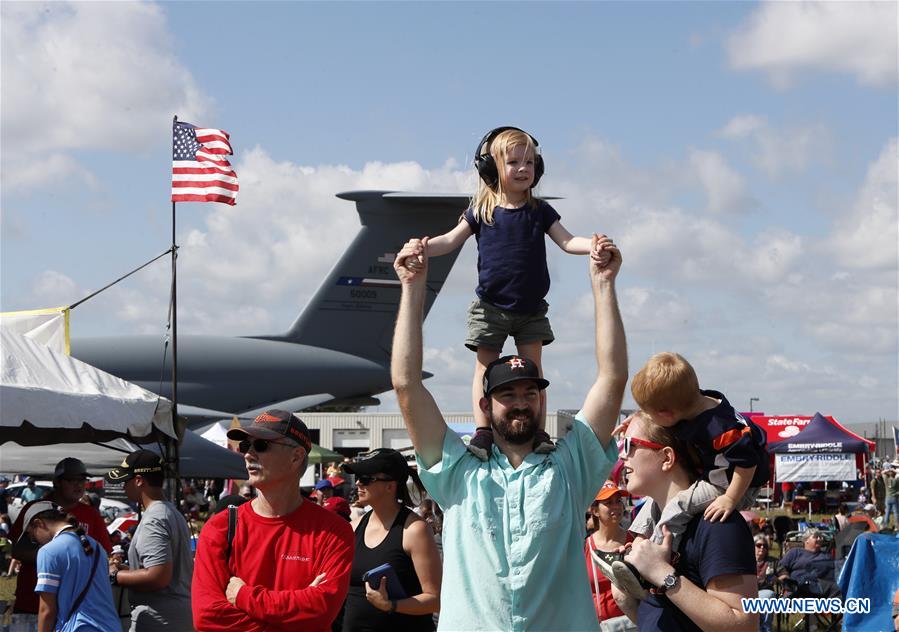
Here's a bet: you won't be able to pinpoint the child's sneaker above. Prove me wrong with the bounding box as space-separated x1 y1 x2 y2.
590 549 623 581
611 560 652 601
533 429 556 454
467 427 494 461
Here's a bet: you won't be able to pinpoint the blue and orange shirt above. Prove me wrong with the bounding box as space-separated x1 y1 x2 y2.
674 390 769 489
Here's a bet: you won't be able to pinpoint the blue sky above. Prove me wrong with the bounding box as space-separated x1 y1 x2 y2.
2 1 897 425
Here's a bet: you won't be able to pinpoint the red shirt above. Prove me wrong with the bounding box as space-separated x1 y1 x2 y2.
10 498 112 613
584 534 630 622
192 498 354 632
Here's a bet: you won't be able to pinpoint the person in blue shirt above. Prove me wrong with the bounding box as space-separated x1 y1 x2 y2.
415 126 609 460
22 501 120 632
391 234 626 631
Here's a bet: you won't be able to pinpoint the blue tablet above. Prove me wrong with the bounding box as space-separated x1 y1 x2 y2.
362 562 408 600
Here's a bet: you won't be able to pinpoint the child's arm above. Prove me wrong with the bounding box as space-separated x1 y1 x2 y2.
703 465 756 522
425 221 473 257
547 220 593 254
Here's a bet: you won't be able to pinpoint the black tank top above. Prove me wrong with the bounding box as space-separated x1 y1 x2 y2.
342 506 435 632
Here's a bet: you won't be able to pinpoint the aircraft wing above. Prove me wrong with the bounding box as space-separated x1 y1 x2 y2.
178 393 334 427
236 393 335 419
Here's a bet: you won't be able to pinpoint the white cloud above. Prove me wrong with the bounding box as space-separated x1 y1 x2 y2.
31 270 84 306
727 1 898 88
717 114 831 177
828 139 898 270
1 153 98 194
1 1 210 192
688 148 752 213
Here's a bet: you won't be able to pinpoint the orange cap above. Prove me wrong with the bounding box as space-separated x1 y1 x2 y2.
594 480 629 502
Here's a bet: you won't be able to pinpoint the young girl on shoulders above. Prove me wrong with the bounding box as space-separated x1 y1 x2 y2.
411 126 608 458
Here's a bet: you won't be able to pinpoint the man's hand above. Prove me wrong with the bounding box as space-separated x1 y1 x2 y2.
590 234 612 267
309 572 326 587
589 234 621 283
624 527 675 587
364 576 392 612
704 494 738 522
394 237 429 285
226 576 246 605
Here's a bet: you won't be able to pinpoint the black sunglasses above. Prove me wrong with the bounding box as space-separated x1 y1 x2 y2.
356 474 394 486
238 438 294 454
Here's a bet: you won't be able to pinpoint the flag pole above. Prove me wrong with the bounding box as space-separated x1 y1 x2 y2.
170 115 181 504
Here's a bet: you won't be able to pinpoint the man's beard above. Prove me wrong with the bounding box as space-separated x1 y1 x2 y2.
489 407 539 446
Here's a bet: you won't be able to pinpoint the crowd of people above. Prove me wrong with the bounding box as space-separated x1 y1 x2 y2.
3 126 897 632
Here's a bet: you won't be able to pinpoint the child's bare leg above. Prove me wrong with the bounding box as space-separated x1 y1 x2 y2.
468 347 501 460
515 341 545 427
472 347 502 429
516 341 553 452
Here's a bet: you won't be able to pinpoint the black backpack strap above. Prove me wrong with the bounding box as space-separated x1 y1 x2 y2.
66 544 100 622
226 505 238 563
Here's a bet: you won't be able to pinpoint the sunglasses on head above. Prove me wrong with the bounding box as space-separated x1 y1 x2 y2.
356 474 394 486
238 438 295 454
617 435 666 456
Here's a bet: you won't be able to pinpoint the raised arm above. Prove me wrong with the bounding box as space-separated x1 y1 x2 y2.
424 220 473 257
580 235 628 448
391 237 449 467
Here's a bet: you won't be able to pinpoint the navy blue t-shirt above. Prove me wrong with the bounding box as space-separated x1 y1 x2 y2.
636 512 756 631
674 390 770 488
463 200 561 313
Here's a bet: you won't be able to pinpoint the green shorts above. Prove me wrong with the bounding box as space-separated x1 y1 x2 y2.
465 298 554 351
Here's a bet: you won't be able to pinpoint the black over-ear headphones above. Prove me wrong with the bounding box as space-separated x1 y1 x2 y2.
473 126 544 190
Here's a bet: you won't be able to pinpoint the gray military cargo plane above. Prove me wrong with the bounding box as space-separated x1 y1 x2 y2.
71 191 467 425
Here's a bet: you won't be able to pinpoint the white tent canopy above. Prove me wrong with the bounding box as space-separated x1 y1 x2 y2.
200 421 230 449
1 328 176 445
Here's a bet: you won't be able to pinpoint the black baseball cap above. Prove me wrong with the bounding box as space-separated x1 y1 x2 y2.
54 457 90 480
105 450 164 483
227 409 313 451
483 355 549 396
343 448 410 482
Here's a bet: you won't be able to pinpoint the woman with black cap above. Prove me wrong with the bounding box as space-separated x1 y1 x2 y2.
341 448 441 632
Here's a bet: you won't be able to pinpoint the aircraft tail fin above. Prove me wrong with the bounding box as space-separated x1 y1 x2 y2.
262 191 468 363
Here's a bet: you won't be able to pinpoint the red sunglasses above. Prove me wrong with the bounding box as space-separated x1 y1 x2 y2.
618 436 666 456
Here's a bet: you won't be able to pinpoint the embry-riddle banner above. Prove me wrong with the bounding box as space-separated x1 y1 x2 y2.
775 453 856 482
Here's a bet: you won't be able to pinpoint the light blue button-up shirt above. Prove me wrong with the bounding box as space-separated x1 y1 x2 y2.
417 411 617 631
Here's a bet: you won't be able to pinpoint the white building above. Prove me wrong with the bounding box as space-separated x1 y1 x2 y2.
300 411 573 456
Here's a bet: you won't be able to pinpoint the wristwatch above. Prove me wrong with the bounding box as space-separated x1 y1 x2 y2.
110 570 119 586
651 571 680 595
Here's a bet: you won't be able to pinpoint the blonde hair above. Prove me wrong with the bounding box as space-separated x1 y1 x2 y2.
631 352 700 415
470 129 539 225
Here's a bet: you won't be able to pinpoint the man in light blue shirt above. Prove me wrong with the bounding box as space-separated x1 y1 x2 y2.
391 235 627 631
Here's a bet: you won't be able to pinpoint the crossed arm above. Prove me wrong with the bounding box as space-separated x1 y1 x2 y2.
191 517 352 631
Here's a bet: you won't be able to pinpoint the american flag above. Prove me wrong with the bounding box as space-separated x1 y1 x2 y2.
171 121 238 205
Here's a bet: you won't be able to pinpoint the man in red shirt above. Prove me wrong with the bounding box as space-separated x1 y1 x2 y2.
192 410 354 632
9 458 112 629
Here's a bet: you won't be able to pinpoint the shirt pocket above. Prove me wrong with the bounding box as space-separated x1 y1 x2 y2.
523 466 570 531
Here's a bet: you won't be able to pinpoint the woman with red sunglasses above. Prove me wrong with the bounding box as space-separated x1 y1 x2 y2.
612 413 759 631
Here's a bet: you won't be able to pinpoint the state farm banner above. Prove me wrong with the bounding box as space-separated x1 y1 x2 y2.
775 452 856 482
